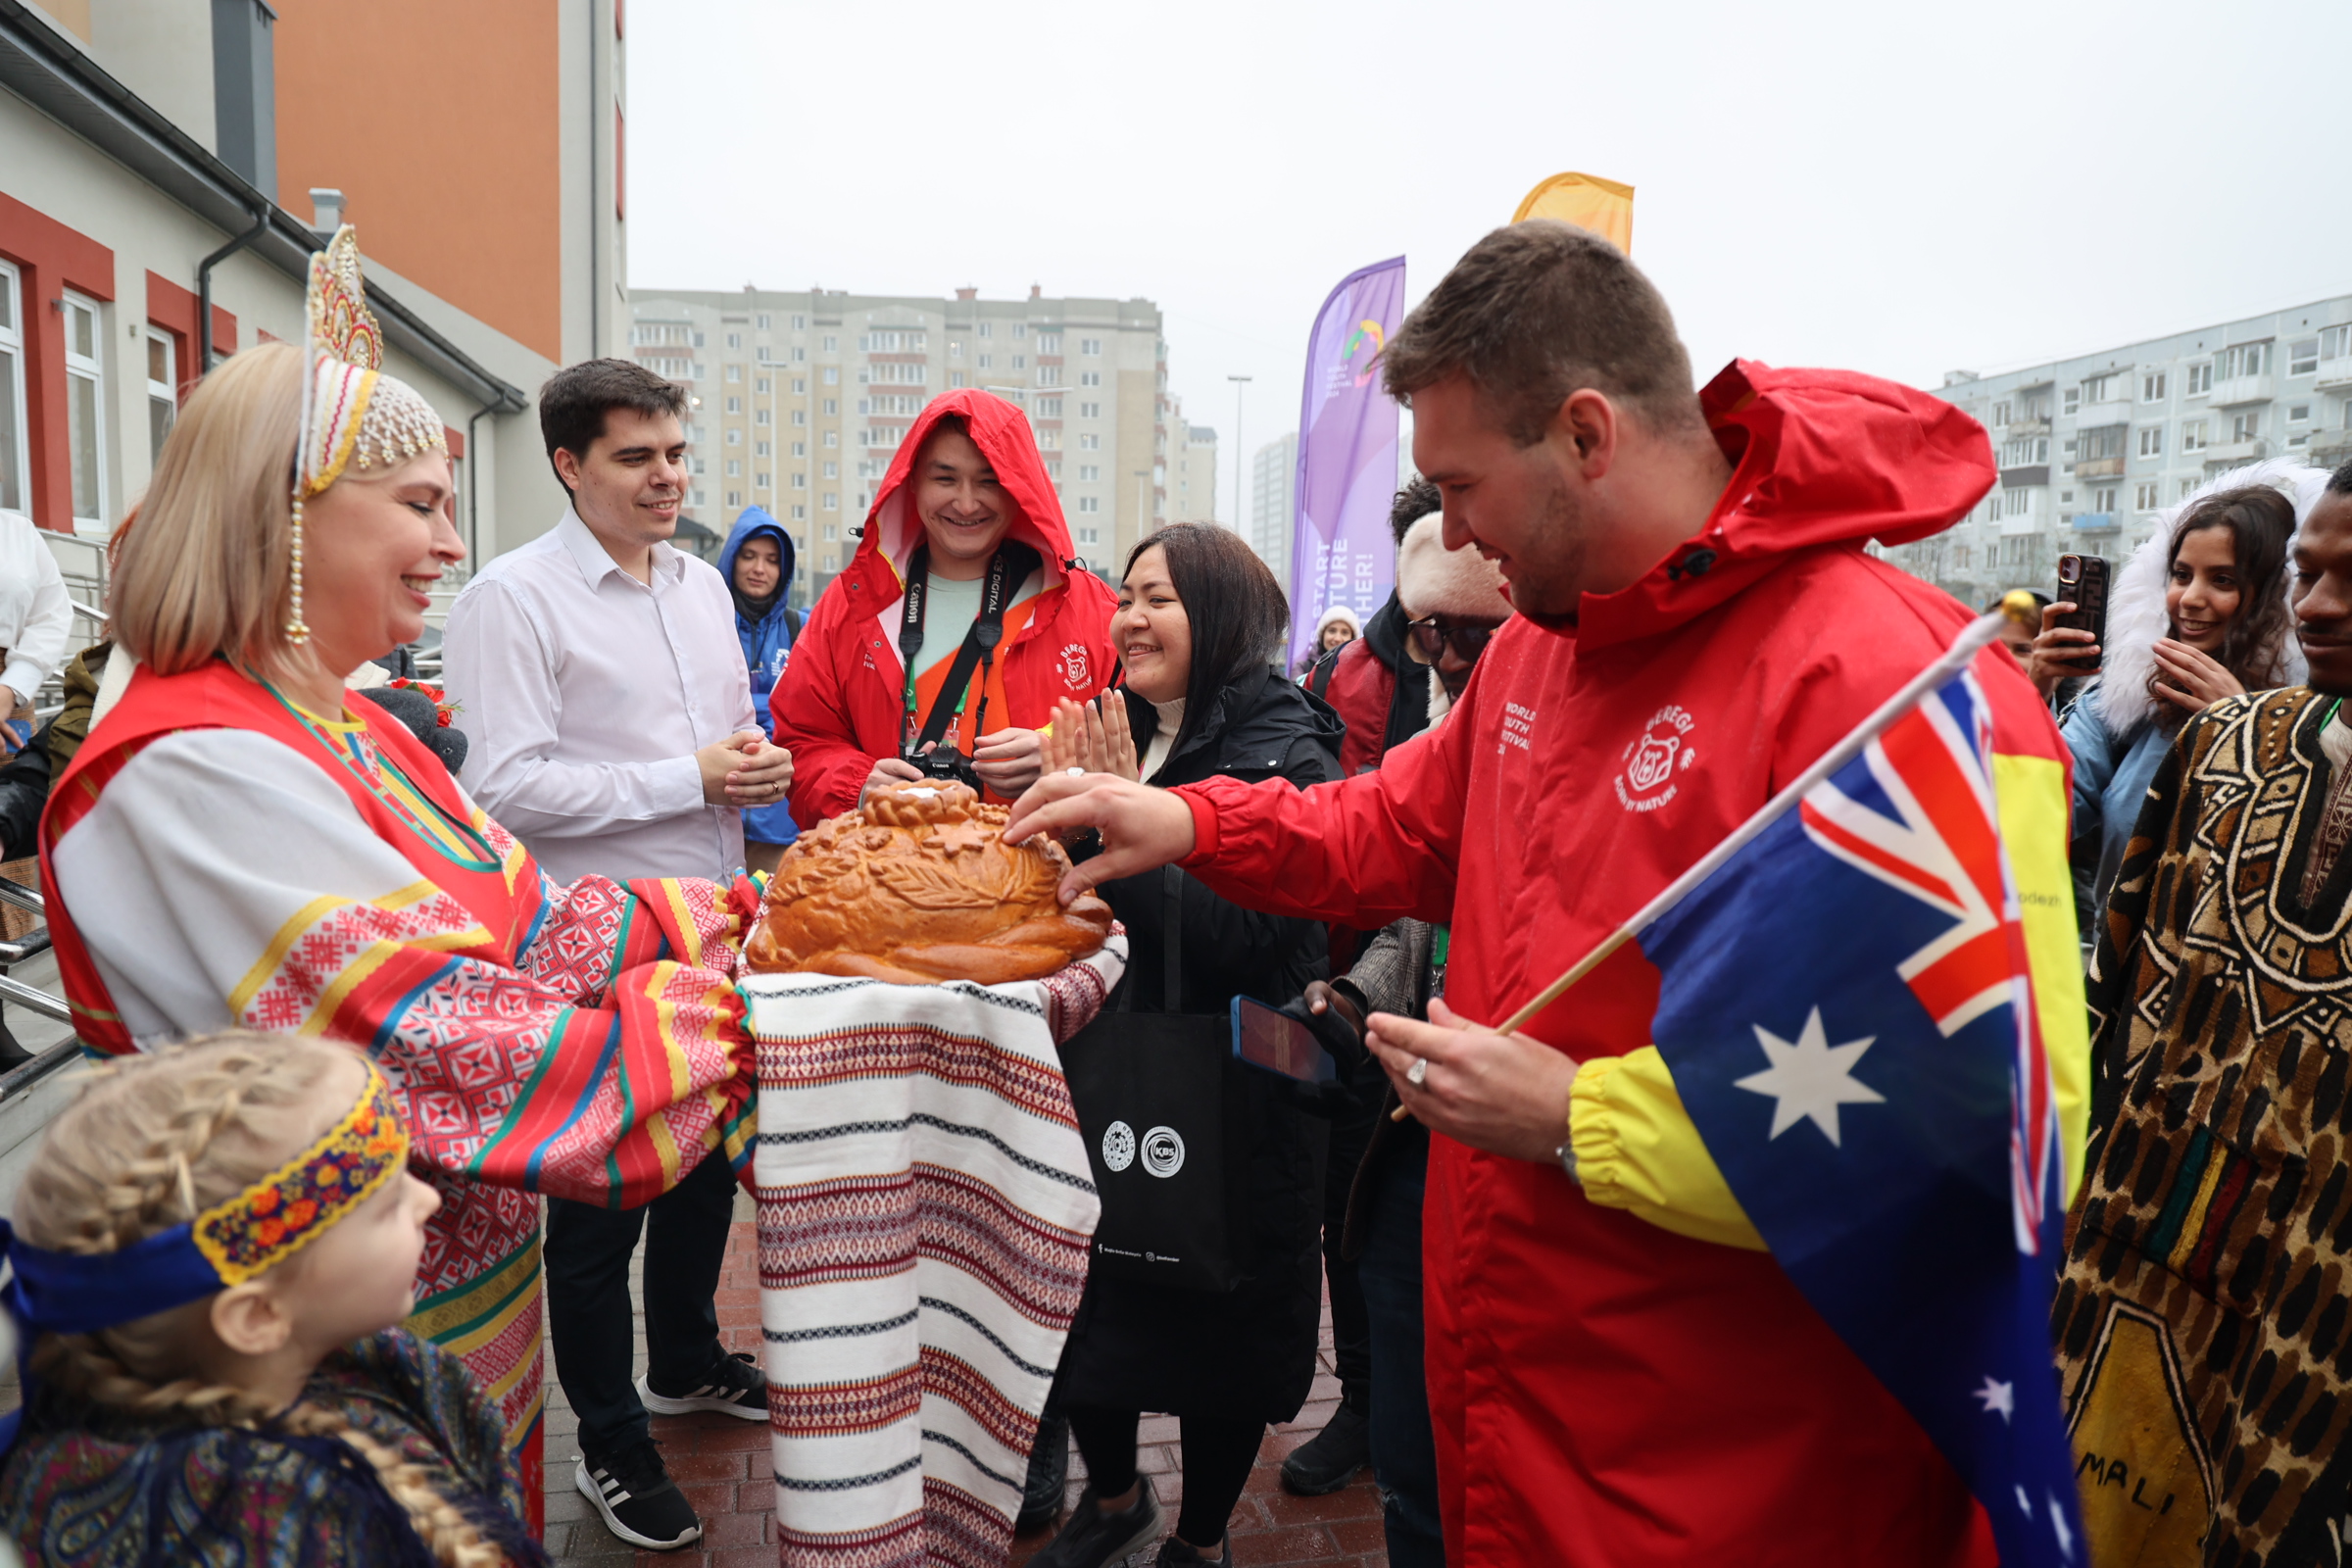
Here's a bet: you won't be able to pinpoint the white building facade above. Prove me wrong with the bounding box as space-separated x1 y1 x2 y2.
1887 294 2352 604
626 286 1184 605
1250 431 1298 585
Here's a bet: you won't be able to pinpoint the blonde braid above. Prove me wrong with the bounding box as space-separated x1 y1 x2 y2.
15 1033 507 1566
281 1404 501 1568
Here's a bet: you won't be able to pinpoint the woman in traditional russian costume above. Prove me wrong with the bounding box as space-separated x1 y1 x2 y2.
35 230 760 1526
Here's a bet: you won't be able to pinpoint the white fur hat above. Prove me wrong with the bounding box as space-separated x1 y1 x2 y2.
1312 604 1362 640
1396 513 1509 619
2094 457 2331 734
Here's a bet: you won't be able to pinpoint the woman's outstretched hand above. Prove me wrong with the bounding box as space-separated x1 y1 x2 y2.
2151 638 2247 713
1003 769 1196 904
2026 602 2099 695
1045 697 1143 782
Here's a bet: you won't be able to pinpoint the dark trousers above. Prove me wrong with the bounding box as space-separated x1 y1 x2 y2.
1358 1145 1443 1568
1321 1094 1379 1411
1067 1404 1264 1547
545 1146 737 1458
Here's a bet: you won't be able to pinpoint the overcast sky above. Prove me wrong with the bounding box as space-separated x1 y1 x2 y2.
630 0 2352 525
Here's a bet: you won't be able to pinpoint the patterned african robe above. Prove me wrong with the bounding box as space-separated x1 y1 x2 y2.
38 661 760 1526
2057 687 2352 1567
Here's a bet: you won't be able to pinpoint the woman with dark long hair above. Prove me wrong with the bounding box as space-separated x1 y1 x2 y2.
1030 523 1345 1568
2028 466 2318 926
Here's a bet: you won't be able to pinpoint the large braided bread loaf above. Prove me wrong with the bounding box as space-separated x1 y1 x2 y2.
743 780 1114 986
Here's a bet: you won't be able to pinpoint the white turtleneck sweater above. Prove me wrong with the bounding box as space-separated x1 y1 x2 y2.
1139 696 1187 780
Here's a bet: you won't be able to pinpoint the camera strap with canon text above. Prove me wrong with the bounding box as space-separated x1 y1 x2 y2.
898 539 1041 756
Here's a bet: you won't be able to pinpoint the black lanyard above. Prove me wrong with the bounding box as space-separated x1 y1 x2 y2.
898 539 1040 754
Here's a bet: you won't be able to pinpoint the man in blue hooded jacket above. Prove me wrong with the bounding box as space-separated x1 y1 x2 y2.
719 507 802 866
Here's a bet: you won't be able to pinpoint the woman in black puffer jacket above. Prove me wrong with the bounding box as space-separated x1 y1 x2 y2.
1030 523 1344 1568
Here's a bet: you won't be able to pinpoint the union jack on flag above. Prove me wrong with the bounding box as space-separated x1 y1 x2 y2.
1796 673 2063 1255
1628 643 2082 1565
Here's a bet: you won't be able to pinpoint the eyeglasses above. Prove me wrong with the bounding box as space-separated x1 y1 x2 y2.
1406 617 1501 661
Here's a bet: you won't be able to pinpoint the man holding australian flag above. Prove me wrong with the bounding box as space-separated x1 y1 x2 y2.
1008 218 2093 1566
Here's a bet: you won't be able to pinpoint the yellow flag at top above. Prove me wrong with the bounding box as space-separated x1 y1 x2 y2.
1513 172 1635 255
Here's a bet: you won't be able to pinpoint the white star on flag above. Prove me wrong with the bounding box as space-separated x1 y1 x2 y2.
1735 1007 1885 1146
1974 1375 2015 1423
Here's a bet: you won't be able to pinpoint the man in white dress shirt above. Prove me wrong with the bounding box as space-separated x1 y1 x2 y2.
442 359 791 1551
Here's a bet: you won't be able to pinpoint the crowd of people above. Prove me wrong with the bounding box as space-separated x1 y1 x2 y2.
0 209 2345 1568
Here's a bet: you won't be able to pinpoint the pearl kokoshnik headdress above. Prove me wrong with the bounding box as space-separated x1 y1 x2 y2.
289 224 448 644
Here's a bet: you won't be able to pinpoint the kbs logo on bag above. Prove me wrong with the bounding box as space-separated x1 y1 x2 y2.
1617 705 1697 813
1059 643 1092 691
1141 1125 1186 1178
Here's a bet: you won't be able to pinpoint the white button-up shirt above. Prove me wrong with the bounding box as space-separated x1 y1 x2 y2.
0 510 73 704
442 507 756 885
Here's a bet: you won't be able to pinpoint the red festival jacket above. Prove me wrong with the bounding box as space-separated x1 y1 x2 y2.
770 389 1120 826
1170 362 2085 1567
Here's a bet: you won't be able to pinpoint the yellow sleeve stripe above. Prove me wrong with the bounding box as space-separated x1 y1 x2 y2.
1570 1048 1767 1251
1991 752 2091 1203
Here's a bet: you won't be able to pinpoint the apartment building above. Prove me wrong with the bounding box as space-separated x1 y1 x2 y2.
1886 293 2352 604
626 285 1178 607
0 0 628 589
1168 415 1217 530
1248 431 1298 586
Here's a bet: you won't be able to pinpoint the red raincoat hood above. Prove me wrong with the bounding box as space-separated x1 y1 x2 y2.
842 389 1082 601
1572 360 1994 650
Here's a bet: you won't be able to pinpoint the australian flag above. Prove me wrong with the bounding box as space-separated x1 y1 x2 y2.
1636 662 2083 1565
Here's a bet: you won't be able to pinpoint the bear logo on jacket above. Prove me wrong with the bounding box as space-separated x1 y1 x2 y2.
1617 705 1697 813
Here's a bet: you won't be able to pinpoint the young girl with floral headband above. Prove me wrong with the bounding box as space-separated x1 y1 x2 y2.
0 1031 545 1567
34 227 767 1522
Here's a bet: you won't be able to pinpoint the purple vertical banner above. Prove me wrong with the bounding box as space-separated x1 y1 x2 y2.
1288 256 1406 670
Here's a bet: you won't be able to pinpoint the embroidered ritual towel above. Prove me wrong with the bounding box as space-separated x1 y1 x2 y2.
745 937 1123 1568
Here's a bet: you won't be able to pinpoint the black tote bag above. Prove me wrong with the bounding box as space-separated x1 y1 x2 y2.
1059 867 1251 1293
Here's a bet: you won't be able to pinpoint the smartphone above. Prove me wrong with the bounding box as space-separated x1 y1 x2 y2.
1232 997 1336 1083
2053 554 2110 671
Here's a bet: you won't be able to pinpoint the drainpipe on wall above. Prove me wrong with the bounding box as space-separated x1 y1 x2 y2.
465 397 499 564
586 0 599 359
196 201 270 370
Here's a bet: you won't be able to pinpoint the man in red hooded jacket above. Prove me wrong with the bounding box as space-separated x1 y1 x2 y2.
771 389 1120 827
1007 221 2090 1565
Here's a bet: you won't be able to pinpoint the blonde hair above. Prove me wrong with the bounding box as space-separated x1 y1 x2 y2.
107 344 313 689
14 1032 497 1568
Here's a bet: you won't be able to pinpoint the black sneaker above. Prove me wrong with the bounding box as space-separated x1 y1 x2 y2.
1154 1531 1232 1565
575 1439 702 1550
1014 1410 1070 1535
1279 1401 1370 1495
1030 1480 1163 1568
638 1348 766 1422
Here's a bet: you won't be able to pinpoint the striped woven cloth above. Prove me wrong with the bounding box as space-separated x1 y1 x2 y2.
746 937 1123 1568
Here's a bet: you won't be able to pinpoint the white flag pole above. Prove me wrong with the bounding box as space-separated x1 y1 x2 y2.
1488 599 2027 1039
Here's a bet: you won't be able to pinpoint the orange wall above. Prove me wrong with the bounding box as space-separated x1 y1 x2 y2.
271 0 564 361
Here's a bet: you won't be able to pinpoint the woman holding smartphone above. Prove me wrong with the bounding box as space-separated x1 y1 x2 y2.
2027 470 2310 928
1029 523 1343 1568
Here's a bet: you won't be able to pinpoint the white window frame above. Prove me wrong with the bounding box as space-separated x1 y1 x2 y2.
62 292 107 531
143 327 178 465
0 259 28 515
2141 372 2166 403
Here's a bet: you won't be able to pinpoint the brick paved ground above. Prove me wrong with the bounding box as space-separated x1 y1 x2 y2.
544 1217 1388 1568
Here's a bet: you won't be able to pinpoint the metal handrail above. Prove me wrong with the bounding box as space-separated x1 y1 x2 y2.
0 881 40 917
0 974 67 1027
